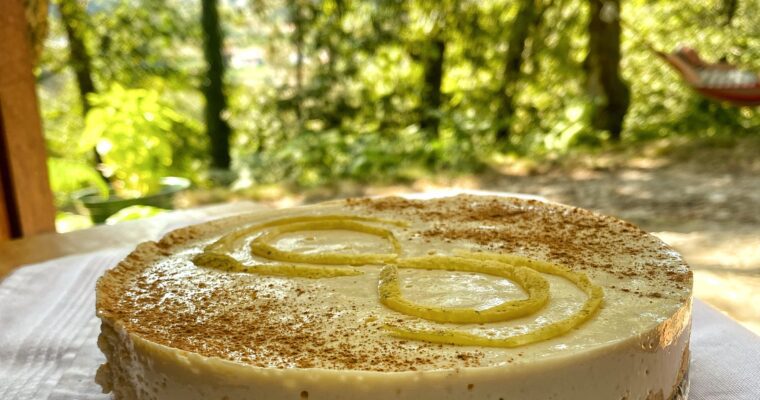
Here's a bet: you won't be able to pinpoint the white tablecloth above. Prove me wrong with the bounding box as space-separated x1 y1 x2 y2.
1 210 758 399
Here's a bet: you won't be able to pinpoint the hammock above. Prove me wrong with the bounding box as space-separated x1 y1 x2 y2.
616 12 760 106
655 47 760 106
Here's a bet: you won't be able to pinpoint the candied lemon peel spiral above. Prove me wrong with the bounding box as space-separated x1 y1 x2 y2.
192 214 604 348
378 256 549 324
194 215 407 278
383 251 605 348
250 219 402 265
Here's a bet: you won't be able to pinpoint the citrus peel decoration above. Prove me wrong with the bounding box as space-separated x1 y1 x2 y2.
204 214 408 254
250 219 402 265
194 214 406 278
378 256 549 323
192 214 604 348
192 252 363 279
382 251 605 348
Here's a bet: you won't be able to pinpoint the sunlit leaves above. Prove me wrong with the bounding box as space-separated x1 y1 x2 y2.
47 158 110 207
40 0 760 202
83 84 203 197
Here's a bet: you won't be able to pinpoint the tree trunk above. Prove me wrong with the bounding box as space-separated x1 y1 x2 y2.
723 0 738 26
201 0 232 170
420 38 445 142
585 0 630 141
57 0 110 184
57 0 96 113
495 0 538 143
288 0 304 125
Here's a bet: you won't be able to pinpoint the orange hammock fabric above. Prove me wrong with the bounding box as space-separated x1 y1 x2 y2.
656 47 760 106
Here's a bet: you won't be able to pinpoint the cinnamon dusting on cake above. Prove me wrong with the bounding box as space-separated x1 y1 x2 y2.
348 196 692 289
96 195 692 372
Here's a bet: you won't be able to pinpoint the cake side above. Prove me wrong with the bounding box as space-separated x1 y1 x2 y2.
96 312 690 400
95 195 693 400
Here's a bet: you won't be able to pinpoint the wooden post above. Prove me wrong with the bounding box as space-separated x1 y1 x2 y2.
0 0 57 239
0 168 12 239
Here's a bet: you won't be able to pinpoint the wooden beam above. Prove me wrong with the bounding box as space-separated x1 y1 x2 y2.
0 0 56 238
0 162 12 240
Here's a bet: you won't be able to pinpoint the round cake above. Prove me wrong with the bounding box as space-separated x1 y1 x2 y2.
95 195 692 400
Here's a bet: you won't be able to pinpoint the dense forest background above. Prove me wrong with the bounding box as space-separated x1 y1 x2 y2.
27 0 760 221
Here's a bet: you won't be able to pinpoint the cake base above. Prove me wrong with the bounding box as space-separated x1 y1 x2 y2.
96 318 692 400
672 368 690 400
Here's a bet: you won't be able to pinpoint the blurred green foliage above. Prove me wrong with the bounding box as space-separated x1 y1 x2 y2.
38 0 759 209
81 84 205 197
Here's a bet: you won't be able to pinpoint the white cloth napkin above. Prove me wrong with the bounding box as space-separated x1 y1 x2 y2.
1 212 758 399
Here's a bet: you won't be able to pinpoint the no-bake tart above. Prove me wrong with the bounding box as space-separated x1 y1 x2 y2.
96 195 692 400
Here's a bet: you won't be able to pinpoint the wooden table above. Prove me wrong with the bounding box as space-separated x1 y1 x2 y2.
0 202 270 281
